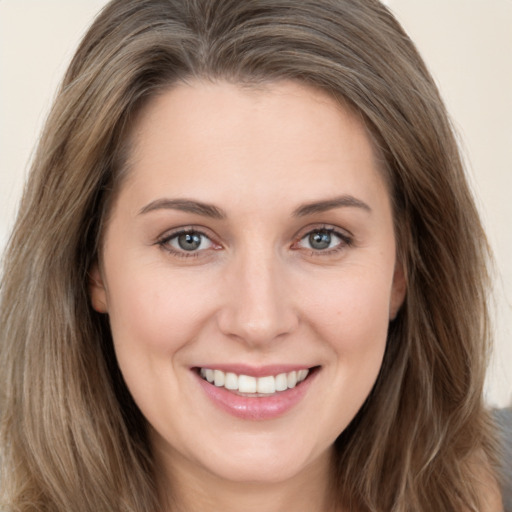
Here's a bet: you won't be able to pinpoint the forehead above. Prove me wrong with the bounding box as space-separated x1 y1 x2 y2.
117 79 391 216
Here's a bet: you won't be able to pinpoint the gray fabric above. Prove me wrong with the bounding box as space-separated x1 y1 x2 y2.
495 408 512 512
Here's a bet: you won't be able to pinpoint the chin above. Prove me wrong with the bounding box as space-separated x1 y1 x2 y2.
197 440 328 485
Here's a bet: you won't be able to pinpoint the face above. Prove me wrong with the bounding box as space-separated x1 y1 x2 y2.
90 80 405 487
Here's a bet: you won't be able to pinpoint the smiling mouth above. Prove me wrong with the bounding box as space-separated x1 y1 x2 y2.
197 367 317 396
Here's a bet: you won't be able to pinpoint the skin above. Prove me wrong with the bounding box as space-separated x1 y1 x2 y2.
90 80 406 512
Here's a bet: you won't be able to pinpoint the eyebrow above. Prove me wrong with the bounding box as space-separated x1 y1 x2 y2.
138 194 371 219
138 198 226 219
292 195 372 217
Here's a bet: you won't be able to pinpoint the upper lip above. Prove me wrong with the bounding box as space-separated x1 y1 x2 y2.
192 364 316 377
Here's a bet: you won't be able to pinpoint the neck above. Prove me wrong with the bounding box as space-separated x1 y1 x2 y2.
156 447 339 512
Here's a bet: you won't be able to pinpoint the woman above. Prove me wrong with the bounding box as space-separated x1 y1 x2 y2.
0 0 503 510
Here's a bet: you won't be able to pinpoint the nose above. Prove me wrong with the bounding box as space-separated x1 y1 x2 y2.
216 249 299 347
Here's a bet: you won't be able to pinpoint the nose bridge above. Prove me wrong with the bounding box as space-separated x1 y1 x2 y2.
218 244 297 345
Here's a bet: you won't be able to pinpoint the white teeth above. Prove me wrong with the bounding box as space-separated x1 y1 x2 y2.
275 373 288 392
287 371 297 388
257 375 276 394
224 372 238 390
199 368 310 394
238 375 257 393
297 369 308 381
214 369 225 387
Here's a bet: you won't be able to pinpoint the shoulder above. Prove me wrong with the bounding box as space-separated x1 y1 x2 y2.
466 461 503 512
468 426 506 512
494 408 512 511
478 480 504 512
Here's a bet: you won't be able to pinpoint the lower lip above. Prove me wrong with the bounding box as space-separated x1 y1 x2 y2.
196 370 317 421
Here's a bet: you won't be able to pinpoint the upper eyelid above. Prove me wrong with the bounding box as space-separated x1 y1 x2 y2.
156 226 216 243
293 223 353 241
297 230 351 247
156 228 219 259
154 223 353 250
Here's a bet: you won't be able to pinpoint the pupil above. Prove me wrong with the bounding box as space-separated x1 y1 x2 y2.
178 232 201 251
309 231 331 250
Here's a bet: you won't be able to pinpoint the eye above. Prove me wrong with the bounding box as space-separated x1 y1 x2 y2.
173 232 210 251
158 229 216 255
295 228 351 253
306 230 335 250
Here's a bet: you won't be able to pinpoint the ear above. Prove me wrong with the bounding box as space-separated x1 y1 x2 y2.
89 263 109 313
389 262 406 320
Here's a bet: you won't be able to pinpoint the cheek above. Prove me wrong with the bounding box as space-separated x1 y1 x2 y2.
279 268 392 444
302 267 392 391
104 260 216 356
102 262 219 419
304 266 393 345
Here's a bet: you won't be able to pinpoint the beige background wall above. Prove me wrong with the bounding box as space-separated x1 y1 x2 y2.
1 1 511 406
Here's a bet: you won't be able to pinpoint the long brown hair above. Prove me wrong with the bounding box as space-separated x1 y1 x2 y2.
0 1 498 510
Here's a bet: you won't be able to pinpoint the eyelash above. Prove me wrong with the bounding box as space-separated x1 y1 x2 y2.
156 228 217 259
293 225 353 256
156 225 353 259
